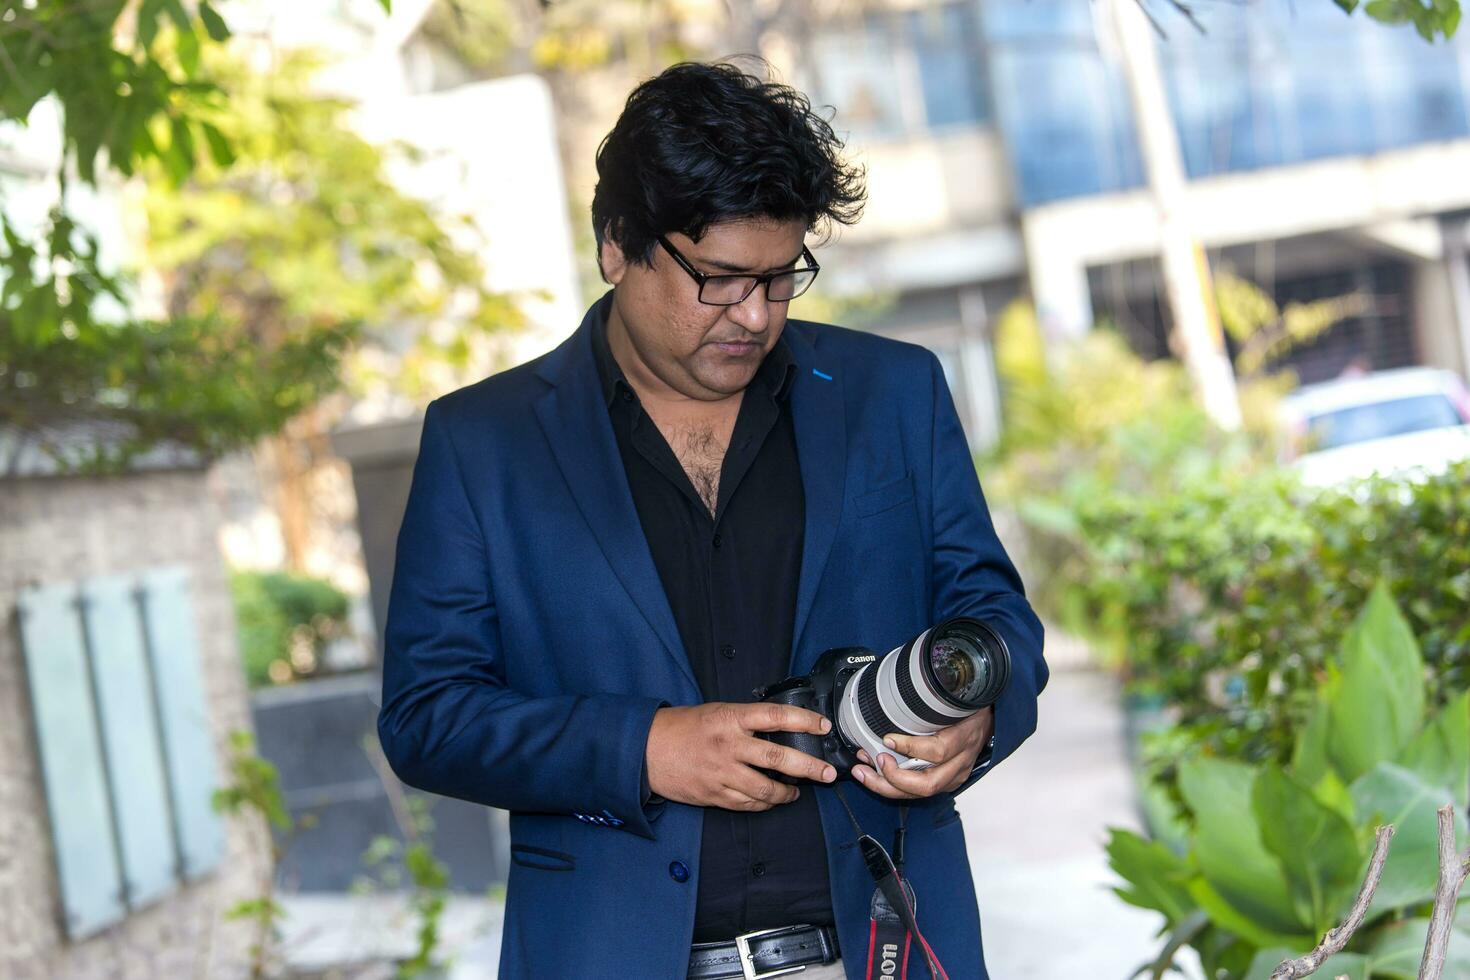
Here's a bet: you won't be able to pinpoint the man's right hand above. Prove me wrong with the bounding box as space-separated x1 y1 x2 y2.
645 703 838 811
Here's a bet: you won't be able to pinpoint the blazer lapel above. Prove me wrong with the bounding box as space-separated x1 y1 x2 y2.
782 323 848 671
533 293 699 694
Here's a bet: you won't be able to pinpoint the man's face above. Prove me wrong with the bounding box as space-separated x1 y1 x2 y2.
600 216 808 403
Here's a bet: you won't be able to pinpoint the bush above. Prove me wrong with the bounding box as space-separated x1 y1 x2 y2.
1108 585 1470 979
984 300 1470 769
1075 461 1470 769
230 569 351 688
983 299 1286 639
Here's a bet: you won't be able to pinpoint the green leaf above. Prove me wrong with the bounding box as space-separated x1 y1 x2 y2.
1325 582 1425 782
1253 765 1364 932
1349 762 1463 914
162 0 192 30
1363 916 1470 978
1243 948 1368 980
173 115 197 166
1309 768 1357 826
1106 828 1197 923
1365 0 1412 24
199 1 231 42
1179 757 1307 935
181 31 202 77
1291 687 1334 787
137 0 167 49
1333 0 1360 12
199 122 235 168
1396 689 1470 802
1186 880 1316 951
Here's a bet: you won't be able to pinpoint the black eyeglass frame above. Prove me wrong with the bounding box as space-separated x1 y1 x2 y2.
656 234 821 306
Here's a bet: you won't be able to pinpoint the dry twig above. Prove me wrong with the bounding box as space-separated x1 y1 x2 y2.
1418 805 1470 980
1270 825 1395 980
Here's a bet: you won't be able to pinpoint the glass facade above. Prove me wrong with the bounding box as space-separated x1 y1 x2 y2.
983 0 1144 205
809 2 989 141
981 0 1470 206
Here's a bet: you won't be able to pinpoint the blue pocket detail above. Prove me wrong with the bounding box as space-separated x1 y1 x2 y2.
511 844 576 872
852 473 915 518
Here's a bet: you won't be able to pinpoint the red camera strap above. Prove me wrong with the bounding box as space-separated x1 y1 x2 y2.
832 787 950 980
866 876 914 980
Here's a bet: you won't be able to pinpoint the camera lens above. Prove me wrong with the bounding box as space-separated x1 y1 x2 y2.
923 623 1008 709
835 617 1010 772
931 636 986 703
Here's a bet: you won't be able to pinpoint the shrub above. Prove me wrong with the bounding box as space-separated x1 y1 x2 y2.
983 299 1288 632
1076 461 1470 769
1108 584 1470 979
230 569 351 688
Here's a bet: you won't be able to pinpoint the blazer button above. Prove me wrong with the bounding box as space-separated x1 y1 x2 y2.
668 860 690 883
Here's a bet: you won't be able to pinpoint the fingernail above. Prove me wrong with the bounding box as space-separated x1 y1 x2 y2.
854 768 865 783
792 788 800 799
820 718 832 733
883 736 897 749
822 766 836 782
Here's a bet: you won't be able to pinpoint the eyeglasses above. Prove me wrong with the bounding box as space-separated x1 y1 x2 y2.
657 234 820 306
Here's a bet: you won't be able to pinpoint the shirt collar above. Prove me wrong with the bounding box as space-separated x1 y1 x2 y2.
591 294 798 408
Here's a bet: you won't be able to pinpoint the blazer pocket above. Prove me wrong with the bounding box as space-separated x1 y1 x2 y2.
932 802 963 829
511 844 576 872
852 473 915 518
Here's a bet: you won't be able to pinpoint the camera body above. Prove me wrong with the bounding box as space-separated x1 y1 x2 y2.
756 647 876 782
756 617 1010 782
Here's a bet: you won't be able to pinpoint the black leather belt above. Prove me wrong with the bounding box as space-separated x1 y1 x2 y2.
687 923 840 979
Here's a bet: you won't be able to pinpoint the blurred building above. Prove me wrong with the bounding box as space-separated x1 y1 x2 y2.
776 0 1470 449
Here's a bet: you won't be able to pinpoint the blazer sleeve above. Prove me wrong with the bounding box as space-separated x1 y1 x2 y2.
922 351 1049 795
376 398 666 838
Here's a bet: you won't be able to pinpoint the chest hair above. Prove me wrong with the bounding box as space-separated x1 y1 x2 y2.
669 422 727 516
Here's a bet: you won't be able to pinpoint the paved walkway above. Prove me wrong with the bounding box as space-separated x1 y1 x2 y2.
281 635 1194 979
959 633 1199 979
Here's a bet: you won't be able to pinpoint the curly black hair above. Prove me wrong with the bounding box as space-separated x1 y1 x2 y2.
590 58 867 280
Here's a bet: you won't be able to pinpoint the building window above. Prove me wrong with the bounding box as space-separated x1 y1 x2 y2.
809 2 989 142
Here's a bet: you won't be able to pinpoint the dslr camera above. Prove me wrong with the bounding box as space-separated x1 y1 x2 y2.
755 617 1010 781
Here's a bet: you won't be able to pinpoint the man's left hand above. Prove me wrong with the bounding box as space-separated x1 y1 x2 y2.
850 707 994 800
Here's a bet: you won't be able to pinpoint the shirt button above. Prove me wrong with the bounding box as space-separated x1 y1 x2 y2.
712 533 723 548
751 862 766 878
669 861 690 883
620 387 634 402
720 644 736 660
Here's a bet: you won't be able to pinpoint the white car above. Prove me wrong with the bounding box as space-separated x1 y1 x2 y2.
1281 367 1470 487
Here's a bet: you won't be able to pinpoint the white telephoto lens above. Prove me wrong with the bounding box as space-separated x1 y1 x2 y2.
837 622 1003 772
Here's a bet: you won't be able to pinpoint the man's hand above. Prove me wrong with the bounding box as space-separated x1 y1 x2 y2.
851 707 994 800
646 703 838 811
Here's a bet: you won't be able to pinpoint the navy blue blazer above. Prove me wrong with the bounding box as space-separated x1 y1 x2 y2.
378 289 1047 979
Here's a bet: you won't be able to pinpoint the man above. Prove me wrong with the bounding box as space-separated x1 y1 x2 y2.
378 60 1046 979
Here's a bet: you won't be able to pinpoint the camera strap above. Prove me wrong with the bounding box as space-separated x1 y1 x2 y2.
831 787 950 980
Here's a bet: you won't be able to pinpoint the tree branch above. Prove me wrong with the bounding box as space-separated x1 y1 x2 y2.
1419 805 1470 980
1270 825 1395 980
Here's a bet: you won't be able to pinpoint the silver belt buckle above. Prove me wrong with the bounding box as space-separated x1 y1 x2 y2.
734 925 808 980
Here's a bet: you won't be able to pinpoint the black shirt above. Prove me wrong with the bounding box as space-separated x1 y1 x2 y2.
591 305 834 942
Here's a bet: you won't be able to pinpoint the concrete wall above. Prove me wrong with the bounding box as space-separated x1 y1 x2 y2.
1413 252 1466 375
1024 139 1470 340
0 467 272 980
